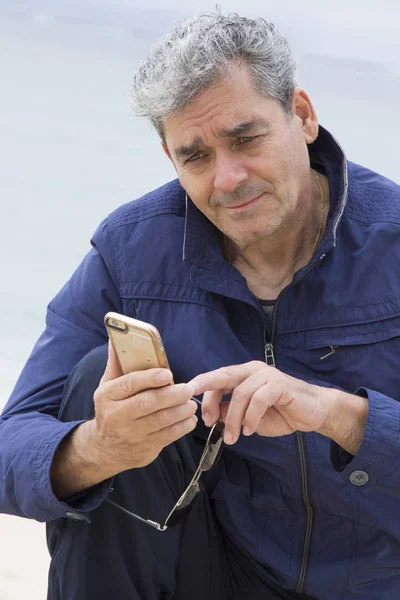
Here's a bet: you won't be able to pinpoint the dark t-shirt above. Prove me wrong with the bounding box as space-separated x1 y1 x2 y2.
260 299 275 338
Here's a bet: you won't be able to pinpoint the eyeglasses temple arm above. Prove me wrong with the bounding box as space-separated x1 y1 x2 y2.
105 498 167 531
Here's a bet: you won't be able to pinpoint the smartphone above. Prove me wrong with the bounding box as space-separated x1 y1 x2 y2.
104 312 169 374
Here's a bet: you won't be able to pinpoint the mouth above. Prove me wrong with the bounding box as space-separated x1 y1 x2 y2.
224 193 264 212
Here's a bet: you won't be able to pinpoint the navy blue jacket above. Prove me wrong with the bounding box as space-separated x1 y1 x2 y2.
2 126 400 599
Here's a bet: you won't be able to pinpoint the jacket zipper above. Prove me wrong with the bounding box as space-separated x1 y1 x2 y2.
320 345 337 360
263 303 314 594
262 255 324 593
264 340 276 366
295 431 313 593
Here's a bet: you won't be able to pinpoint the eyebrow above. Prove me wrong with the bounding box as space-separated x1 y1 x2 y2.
219 118 271 138
174 118 271 161
174 138 203 160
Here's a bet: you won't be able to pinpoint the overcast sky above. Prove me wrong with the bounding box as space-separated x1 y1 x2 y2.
1 0 399 64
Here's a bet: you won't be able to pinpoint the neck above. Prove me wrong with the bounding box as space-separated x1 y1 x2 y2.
227 169 329 299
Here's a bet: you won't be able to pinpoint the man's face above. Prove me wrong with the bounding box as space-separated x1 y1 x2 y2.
163 64 318 249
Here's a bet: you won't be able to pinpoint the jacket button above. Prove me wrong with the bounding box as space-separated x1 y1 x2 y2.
65 511 85 521
350 470 369 486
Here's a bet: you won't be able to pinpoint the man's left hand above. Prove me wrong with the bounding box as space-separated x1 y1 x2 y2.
186 362 367 453
186 361 331 444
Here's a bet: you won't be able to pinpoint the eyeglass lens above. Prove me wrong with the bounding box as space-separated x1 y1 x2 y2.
164 420 225 527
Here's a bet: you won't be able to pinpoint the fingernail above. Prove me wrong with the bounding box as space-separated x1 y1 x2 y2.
155 370 171 383
203 413 213 427
242 426 252 436
224 431 235 445
189 400 198 413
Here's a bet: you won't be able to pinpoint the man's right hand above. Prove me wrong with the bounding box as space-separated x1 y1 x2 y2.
51 343 198 500
90 342 198 472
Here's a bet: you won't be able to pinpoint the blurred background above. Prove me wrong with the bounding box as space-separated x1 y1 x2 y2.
0 1 399 597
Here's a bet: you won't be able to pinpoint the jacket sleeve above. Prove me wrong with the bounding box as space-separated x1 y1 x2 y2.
330 387 400 495
0 220 123 522
293 369 400 491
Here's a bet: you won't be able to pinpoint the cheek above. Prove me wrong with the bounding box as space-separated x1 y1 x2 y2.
179 173 214 212
285 131 310 170
272 139 310 198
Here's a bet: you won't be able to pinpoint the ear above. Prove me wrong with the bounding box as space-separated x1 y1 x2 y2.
161 142 178 174
162 142 172 161
162 142 179 177
291 88 319 144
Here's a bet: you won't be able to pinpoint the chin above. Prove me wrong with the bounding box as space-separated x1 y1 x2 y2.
233 230 273 249
241 220 282 242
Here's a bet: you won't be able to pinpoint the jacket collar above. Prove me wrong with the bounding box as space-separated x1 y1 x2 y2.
309 125 348 253
183 125 348 302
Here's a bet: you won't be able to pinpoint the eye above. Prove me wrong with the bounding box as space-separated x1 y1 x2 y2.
185 152 205 164
237 136 257 144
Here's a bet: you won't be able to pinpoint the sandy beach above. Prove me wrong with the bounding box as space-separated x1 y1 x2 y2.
0 515 49 599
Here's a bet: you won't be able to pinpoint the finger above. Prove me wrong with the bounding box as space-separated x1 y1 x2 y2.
103 367 175 401
242 383 284 436
138 399 198 435
127 383 195 418
154 414 199 448
201 389 225 427
223 369 270 444
257 406 294 437
219 401 230 423
187 362 263 397
224 368 268 444
100 341 122 385
203 400 230 426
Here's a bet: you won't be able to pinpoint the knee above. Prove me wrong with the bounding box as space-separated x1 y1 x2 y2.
58 344 108 422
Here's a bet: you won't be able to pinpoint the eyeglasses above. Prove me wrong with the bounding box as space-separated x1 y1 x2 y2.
106 418 225 531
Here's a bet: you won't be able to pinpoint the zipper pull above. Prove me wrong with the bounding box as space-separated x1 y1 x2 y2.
265 342 276 367
320 345 337 361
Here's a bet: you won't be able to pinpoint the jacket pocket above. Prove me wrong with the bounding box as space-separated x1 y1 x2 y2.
303 315 400 398
305 319 400 352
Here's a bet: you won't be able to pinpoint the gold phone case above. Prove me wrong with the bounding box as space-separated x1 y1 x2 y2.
104 312 169 374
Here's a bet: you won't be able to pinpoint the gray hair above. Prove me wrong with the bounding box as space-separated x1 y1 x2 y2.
132 12 298 141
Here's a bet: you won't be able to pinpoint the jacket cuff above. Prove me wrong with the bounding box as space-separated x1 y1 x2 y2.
330 388 400 493
34 421 113 522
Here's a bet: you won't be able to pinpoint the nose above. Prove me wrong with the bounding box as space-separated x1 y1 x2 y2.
213 153 249 193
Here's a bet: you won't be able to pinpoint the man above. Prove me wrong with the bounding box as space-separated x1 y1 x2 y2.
1 11 400 600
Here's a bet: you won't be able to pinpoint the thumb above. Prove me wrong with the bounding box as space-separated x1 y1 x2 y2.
100 341 122 384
